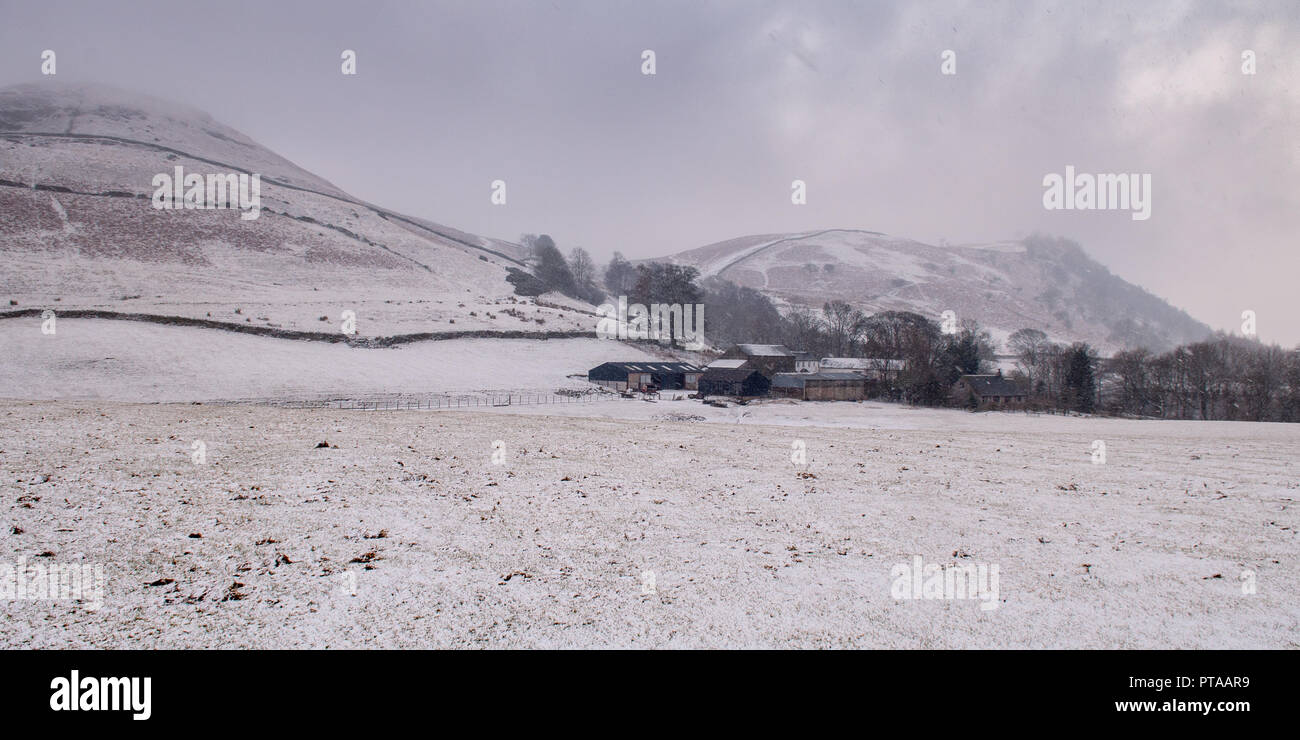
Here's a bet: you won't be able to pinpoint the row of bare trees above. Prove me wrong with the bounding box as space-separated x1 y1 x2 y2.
717 293 1300 420
1009 329 1300 421
1105 336 1300 421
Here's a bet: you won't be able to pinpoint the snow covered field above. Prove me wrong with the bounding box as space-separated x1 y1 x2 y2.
0 319 666 402
2 398 1295 648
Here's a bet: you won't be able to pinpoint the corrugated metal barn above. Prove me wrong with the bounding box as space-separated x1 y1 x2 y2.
587 361 703 391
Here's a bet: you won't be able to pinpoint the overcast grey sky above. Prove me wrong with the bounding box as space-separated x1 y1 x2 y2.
2 0 1298 343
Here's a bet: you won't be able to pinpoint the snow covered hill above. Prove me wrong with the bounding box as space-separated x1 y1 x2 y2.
0 82 572 337
665 229 1211 354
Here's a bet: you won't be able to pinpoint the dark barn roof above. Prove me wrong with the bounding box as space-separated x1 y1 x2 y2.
771 373 804 389
959 374 1025 397
700 367 763 382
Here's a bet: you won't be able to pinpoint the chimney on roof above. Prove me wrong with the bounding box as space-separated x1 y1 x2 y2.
996 368 1003 378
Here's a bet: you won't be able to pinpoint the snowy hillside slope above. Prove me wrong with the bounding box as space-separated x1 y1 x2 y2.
666 229 1211 354
0 83 553 336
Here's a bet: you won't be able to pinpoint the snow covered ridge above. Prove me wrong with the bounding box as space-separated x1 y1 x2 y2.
664 230 1211 354
0 83 567 337
0 82 345 198
0 82 529 263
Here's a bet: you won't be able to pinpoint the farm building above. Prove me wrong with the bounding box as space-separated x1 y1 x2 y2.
819 357 905 381
951 372 1027 408
705 358 750 371
698 367 771 398
771 372 868 401
587 361 703 392
719 344 796 377
790 351 819 373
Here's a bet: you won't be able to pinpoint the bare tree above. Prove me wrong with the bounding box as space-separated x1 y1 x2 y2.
1008 328 1049 385
1110 348 1153 416
782 307 827 358
822 300 866 357
566 247 605 304
603 251 638 296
